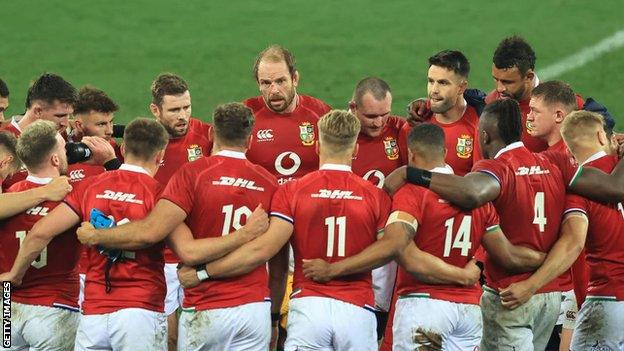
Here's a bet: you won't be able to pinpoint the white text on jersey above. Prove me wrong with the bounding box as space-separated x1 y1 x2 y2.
26 206 49 216
311 189 363 200
212 176 265 191
515 166 551 176
95 190 144 204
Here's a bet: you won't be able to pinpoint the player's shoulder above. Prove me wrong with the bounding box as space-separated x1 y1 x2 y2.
243 159 279 186
393 183 427 202
587 154 618 172
6 179 35 193
463 105 480 124
243 96 266 113
299 95 332 116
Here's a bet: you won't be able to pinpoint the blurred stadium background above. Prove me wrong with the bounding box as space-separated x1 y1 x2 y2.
2 0 623 129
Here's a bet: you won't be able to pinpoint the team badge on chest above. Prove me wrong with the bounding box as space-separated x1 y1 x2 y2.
299 122 315 146
456 134 473 159
383 136 399 160
187 144 203 162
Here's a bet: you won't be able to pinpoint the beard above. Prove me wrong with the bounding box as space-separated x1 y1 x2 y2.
265 90 295 113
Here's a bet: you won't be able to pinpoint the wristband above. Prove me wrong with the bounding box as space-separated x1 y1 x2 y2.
406 167 432 188
195 265 210 281
103 158 122 171
271 312 281 323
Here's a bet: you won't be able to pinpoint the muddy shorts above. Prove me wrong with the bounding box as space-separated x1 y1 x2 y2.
571 298 624 350
7 302 79 351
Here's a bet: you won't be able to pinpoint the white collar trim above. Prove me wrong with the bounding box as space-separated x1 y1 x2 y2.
26 175 52 184
215 150 246 159
494 141 524 159
430 165 454 175
581 150 607 166
119 164 150 175
320 163 352 172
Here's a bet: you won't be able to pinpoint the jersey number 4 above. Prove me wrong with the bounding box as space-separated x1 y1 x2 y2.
221 205 252 236
325 216 346 257
16 231 48 269
443 216 472 257
533 192 547 232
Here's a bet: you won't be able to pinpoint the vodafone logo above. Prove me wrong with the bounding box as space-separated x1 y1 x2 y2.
256 129 274 142
363 169 385 189
275 151 301 176
70 169 85 180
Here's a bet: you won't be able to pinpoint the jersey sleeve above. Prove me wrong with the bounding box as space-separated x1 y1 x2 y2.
160 164 196 215
391 185 425 225
563 193 589 216
269 183 294 224
398 119 411 166
471 158 505 186
482 202 501 232
63 181 86 218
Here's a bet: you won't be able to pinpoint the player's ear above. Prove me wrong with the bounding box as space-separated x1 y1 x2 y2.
245 133 253 150
458 79 468 95
120 142 126 158
348 100 357 113
51 152 60 168
315 139 320 156
352 143 359 158
292 70 300 88
524 69 535 82
155 149 166 166
598 129 608 147
149 103 160 118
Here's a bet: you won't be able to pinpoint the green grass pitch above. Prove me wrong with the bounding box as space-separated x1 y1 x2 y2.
2 0 623 129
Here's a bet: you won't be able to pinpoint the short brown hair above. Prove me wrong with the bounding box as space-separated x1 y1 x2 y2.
151 73 189 106
16 120 59 171
532 81 578 114
253 45 297 81
408 123 446 162
25 73 77 109
318 110 360 154
561 110 604 148
0 131 20 170
123 118 169 161
353 77 391 106
213 103 255 147
74 86 119 115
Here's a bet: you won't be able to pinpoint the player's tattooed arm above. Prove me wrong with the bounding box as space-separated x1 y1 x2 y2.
397 242 481 286
481 226 546 274
499 213 587 310
303 213 415 283
569 160 624 203
0 176 72 220
166 205 269 265
1 203 79 285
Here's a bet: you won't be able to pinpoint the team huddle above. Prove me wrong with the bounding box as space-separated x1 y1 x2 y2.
0 36 622 351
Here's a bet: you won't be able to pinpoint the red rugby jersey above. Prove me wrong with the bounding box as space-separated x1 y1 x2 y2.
430 105 482 176
472 142 566 292
352 116 409 188
270 164 391 308
244 95 331 185
160 150 278 310
64 164 165 314
0 177 80 310
564 152 624 300
393 167 499 305
154 117 213 263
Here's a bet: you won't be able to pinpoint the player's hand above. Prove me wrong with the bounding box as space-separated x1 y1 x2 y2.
77 222 98 246
177 264 201 288
81 136 116 166
613 132 624 159
302 259 335 283
240 204 269 241
382 165 407 196
406 98 433 126
0 272 22 286
498 280 537 310
40 176 72 201
461 258 481 286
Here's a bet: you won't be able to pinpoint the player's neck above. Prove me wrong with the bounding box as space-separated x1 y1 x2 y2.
434 98 466 124
18 110 36 130
212 144 247 155
124 156 159 177
28 167 60 179
573 145 604 165
545 129 563 147
319 153 352 168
